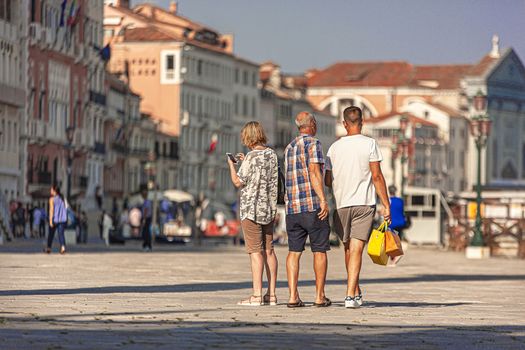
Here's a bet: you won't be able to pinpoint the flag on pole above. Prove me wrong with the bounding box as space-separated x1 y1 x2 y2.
208 133 218 154
67 0 77 26
59 0 67 27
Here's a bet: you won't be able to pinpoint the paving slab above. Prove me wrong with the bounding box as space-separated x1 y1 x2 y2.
1 241 524 349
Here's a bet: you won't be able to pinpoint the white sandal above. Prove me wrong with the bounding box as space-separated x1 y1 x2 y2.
237 295 263 306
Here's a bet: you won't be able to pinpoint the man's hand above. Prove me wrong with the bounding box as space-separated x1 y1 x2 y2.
236 153 245 162
383 206 391 225
318 201 328 220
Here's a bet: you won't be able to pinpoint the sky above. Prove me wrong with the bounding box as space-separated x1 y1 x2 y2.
131 0 525 73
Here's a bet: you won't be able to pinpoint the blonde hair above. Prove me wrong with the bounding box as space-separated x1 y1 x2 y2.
241 121 267 148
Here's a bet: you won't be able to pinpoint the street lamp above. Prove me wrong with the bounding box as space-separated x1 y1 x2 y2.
468 91 492 252
66 126 75 201
391 115 410 199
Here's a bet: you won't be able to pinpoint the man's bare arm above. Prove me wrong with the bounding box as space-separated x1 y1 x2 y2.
308 162 328 220
324 170 333 188
370 161 391 223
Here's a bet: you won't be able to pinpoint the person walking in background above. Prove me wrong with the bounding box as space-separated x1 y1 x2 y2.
228 121 279 306
325 106 391 308
284 111 331 308
101 210 113 246
388 185 407 241
79 211 88 244
39 207 47 238
32 205 42 238
141 187 153 251
45 184 68 254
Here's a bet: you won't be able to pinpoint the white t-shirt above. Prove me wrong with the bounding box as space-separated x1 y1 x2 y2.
326 134 383 208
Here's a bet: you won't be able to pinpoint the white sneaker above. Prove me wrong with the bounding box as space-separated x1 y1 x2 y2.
345 296 360 308
355 294 363 306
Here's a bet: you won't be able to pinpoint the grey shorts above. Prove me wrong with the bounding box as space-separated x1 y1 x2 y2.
333 206 376 243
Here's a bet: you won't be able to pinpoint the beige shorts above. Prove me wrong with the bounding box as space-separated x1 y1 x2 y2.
333 206 376 243
241 219 274 254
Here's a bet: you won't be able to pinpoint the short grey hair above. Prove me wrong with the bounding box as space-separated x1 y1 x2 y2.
295 112 315 129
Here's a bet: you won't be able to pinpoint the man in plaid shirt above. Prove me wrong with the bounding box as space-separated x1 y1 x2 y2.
284 111 331 308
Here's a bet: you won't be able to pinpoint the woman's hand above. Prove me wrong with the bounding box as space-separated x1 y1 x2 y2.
236 153 245 162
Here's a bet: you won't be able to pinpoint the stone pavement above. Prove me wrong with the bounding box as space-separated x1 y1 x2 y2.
0 240 524 350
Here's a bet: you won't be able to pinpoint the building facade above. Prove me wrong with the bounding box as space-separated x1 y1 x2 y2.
305 37 525 193
0 0 27 202
26 0 106 209
103 2 257 204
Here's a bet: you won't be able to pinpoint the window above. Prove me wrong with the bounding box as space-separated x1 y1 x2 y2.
242 96 248 116
243 70 248 85
197 60 202 76
234 68 239 83
234 94 239 114
252 72 257 87
251 98 256 117
0 0 12 22
165 55 175 79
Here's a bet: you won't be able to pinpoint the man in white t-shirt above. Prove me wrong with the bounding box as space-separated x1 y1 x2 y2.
325 106 391 309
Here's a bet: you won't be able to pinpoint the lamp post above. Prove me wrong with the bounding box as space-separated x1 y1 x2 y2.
468 91 492 252
391 115 410 199
65 126 75 200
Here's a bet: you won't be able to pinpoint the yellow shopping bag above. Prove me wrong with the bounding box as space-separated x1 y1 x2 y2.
367 221 388 266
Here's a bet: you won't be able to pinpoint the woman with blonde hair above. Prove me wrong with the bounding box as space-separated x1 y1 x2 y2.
228 121 279 306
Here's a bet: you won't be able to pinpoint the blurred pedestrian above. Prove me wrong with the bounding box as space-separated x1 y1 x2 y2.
32 205 43 238
388 185 407 241
14 202 25 238
102 211 113 246
228 121 279 306
79 211 88 244
325 106 391 308
141 187 152 251
284 112 331 308
45 184 68 254
95 185 103 209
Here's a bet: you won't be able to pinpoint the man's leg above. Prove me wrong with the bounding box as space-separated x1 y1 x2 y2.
249 252 264 297
264 248 278 298
344 242 361 296
286 251 302 303
346 238 366 297
313 252 328 304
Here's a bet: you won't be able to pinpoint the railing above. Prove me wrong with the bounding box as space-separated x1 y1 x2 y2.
90 90 107 106
447 202 525 259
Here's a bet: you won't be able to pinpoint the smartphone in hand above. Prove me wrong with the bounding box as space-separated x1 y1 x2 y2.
226 153 237 163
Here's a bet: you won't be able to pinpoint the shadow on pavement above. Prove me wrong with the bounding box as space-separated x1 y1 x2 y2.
0 321 522 349
1 274 524 296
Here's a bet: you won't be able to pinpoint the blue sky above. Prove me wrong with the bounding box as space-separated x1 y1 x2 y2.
131 0 525 72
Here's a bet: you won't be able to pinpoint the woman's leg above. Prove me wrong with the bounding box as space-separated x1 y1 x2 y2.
47 225 56 249
57 223 66 248
264 248 278 297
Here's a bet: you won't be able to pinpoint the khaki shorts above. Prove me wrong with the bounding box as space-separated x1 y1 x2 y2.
333 206 376 243
241 219 274 254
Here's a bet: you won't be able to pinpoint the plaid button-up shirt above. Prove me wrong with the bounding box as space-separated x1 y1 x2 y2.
284 134 325 215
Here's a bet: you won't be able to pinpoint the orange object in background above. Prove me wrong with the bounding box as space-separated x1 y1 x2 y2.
467 202 485 220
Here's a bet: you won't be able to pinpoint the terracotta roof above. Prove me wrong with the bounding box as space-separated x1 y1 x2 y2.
411 64 472 89
366 112 437 127
123 27 175 41
259 71 271 82
307 61 414 87
468 54 499 76
307 53 503 90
